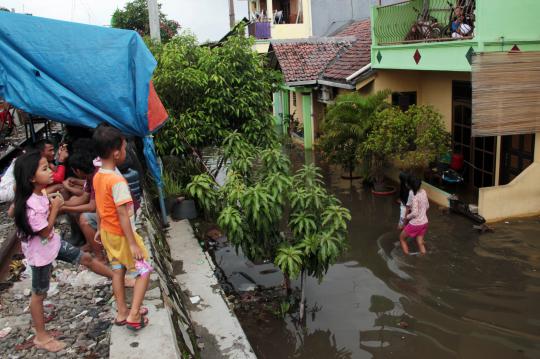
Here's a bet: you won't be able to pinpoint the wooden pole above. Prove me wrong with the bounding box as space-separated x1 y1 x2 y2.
228 0 236 29
147 0 161 43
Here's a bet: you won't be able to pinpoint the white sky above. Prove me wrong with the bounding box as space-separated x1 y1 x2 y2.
0 0 249 42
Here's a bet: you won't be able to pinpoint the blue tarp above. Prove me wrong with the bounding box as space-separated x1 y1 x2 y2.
0 12 165 192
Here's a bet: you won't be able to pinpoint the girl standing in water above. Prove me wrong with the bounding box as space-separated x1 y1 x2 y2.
399 176 429 255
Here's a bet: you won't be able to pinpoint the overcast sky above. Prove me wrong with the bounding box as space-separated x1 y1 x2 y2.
0 0 249 42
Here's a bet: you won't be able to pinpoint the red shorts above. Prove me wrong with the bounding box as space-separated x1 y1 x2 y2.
404 223 428 238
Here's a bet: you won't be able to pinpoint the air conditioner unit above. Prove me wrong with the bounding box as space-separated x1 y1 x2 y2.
318 86 334 103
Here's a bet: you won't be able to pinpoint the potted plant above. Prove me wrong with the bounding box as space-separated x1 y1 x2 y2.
363 105 451 194
393 105 451 178
320 91 389 179
162 171 184 214
361 107 406 194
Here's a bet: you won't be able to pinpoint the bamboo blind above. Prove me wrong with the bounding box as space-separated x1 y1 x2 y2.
472 52 540 137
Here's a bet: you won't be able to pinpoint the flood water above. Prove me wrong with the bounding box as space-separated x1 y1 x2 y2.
212 149 540 359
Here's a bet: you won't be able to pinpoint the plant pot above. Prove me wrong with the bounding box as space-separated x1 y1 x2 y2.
171 199 198 221
372 185 396 196
165 196 178 214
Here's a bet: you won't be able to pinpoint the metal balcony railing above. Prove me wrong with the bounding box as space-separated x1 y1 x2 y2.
374 0 475 45
248 21 271 40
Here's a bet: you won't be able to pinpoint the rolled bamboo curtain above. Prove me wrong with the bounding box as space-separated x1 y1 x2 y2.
472 51 540 137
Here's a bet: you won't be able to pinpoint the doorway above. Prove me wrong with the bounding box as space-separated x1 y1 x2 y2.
499 134 535 185
452 81 496 188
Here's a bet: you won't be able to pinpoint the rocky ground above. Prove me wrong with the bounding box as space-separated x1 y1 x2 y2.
0 261 114 358
0 202 13 251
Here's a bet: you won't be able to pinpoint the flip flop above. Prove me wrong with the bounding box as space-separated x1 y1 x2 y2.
126 316 149 331
33 337 66 353
114 307 148 325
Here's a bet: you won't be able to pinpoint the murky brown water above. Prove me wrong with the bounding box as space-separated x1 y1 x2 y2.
214 149 540 359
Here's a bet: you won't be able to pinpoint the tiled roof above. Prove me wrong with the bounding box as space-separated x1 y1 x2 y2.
322 19 372 83
270 38 352 83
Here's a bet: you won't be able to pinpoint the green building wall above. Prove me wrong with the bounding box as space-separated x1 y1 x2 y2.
371 0 540 72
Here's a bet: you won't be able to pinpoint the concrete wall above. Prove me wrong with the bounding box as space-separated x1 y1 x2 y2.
311 0 369 37
311 0 403 37
477 0 540 44
478 134 540 222
371 70 471 131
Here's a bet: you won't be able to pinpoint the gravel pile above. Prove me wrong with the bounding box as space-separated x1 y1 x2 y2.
0 261 114 358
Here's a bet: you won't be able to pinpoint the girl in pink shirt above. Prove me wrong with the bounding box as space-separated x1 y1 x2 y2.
13 151 112 353
399 176 429 255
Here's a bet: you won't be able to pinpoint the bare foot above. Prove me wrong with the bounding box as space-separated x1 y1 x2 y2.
34 337 66 353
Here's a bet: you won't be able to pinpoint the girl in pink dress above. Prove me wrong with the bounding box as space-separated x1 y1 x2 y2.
399 176 429 255
13 151 112 353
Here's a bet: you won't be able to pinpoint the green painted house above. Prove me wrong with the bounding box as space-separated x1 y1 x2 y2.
369 0 540 221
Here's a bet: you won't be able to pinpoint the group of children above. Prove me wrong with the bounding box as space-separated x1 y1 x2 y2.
10 125 151 353
397 172 430 256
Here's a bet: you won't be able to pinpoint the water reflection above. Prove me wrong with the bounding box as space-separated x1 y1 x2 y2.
214 148 540 358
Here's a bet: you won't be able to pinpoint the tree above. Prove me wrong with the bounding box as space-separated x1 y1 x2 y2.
186 133 350 321
111 0 180 43
394 105 451 175
362 105 450 187
319 91 389 179
151 27 281 156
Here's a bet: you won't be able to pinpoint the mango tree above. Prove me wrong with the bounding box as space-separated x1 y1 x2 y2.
186 132 350 321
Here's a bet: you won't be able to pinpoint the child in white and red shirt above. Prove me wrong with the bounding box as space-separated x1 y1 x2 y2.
399 176 429 255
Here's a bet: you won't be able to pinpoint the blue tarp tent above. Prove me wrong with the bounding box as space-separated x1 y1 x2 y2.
0 12 169 221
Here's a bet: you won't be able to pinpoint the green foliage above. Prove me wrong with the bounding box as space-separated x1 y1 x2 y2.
186 174 218 215
152 28 281 155
186 135 350 297
111 0 180 42
162 171 183 197
396 105 451 173
275 245 303 279
363 105 451 179
283 164 351 281
319 91 390 177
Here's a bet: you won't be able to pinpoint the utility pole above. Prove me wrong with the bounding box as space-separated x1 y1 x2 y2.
228 0 235 29
147 0 161 43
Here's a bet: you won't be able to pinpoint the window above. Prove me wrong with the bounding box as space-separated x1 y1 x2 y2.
273 0 304 24
292 92 297 107
392 92 417 111
249 0 304 24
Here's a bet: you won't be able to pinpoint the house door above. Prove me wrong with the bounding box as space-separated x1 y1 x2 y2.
452 81 496 188
499 134 535 185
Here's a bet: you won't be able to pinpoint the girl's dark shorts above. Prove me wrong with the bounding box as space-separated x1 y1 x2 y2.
30 240 82 295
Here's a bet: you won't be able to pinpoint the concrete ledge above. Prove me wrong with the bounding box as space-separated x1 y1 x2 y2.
109 214 182 359
110 301 178 359
167 219 256 359
387 167 451 208
479 162 540 222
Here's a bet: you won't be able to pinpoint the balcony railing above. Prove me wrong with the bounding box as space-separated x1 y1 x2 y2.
248 21 271 40
374 0 475 45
